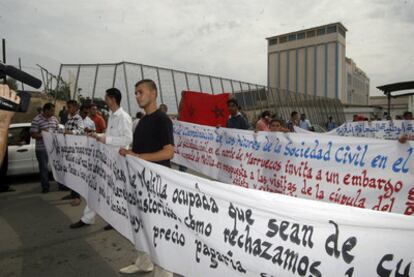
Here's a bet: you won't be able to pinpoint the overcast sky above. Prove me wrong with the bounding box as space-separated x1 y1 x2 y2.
1 0 413 96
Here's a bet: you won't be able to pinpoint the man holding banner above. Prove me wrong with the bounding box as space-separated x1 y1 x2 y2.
70 88 132 229
119 79 174 277
61 100 85 205
226 98 249 130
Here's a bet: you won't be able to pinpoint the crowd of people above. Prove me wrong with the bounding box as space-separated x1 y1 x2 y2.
352 111 413 122
227 98 413 134
226 99 317 133
1 81 413 276
27 81 174 277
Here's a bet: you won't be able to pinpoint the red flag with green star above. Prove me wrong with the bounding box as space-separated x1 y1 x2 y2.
179 91 230 127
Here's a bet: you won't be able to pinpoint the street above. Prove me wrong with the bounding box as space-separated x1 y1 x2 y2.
0 175 167 277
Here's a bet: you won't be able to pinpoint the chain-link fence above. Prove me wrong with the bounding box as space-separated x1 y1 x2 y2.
5 57 58 93
56 61 345 129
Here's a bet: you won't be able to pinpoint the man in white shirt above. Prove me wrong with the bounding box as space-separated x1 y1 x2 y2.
70 88 132 229
299 113 312 131
80 104 96 133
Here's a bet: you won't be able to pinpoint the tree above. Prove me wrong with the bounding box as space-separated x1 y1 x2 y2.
50 81 71 101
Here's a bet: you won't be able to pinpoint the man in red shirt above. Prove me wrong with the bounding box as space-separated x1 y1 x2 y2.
89 103 106 133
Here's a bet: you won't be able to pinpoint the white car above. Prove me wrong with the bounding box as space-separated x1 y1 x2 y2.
7 123 63 176
7 123 38 176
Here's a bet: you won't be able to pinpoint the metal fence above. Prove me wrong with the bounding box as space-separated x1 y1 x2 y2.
56 61 345 128
6 58 58 93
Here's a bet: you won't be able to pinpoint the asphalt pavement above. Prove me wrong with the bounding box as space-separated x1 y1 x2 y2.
0 175 172 277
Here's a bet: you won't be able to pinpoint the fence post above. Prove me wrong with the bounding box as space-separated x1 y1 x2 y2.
229 79 235 96
184 72 189 90
156 67 164 104
171 70 179 112
140 64 144 80
91 64 99 101
112 64 118 87
197 74 202 92
238 82 248 111
209 76 214 94
54 65 63 104
39 68 46 93
123 63 132 114
73 65 81 100
220 78 225 93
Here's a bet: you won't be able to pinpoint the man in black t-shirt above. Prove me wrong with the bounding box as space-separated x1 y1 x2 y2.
130 106 174 167
119 79 174 277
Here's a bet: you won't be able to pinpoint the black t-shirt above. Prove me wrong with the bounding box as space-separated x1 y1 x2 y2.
132 109 174 167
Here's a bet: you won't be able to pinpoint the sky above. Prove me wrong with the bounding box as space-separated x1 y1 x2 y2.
1 0 413 96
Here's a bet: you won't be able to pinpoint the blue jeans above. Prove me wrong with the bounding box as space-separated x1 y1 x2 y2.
36 149 49 190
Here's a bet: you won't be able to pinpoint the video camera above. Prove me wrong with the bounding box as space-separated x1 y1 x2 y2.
0 62 42 113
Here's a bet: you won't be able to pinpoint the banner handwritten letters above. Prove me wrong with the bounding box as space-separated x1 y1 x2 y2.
43 132 414 277
173 121 414 215
295 120 414 140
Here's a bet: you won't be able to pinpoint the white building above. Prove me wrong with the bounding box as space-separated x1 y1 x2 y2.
345 58 369 105
267 22 369 105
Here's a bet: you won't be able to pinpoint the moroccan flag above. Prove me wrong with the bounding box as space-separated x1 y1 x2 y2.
179 91 230 127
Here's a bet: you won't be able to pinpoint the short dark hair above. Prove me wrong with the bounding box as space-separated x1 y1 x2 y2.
227 99 239 106
106 88 122 106
80 104 91 112
270 118 284 125
261 110 271 118
136 112 144 119
403 111 413 117
43 103 55 112
67 100 79 108
135 79 157 92
291 111 298 117
90 103 98 108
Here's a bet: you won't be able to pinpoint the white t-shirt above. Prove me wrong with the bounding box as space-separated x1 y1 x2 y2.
299 119 311 130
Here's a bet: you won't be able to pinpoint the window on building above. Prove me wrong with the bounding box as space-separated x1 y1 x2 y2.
297 32 305 39
269 38 278 45
317 28 326 36
327 25 337 34
338 27 346 37
288 34 297 41
306 30 315 38
279 36 287 43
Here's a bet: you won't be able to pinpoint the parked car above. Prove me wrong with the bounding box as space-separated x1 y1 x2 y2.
7 123 63 176
7 123 38 176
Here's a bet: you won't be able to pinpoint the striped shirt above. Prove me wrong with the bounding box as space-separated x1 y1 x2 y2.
65 113 84 135
30 113 59 150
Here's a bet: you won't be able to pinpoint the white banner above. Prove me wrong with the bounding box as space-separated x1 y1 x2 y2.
295 120 414 140
43 131 414 277
173 121 414 216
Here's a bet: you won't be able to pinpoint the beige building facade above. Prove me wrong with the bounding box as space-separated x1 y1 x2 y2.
267 23 369 105
369 95 414 118
345 58 369 105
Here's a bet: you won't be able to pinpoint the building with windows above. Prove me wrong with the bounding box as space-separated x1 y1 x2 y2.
267 22 369 105
345 58 369 105
369 95 414 119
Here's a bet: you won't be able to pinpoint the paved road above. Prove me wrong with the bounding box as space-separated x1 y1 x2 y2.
0 175 176 277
